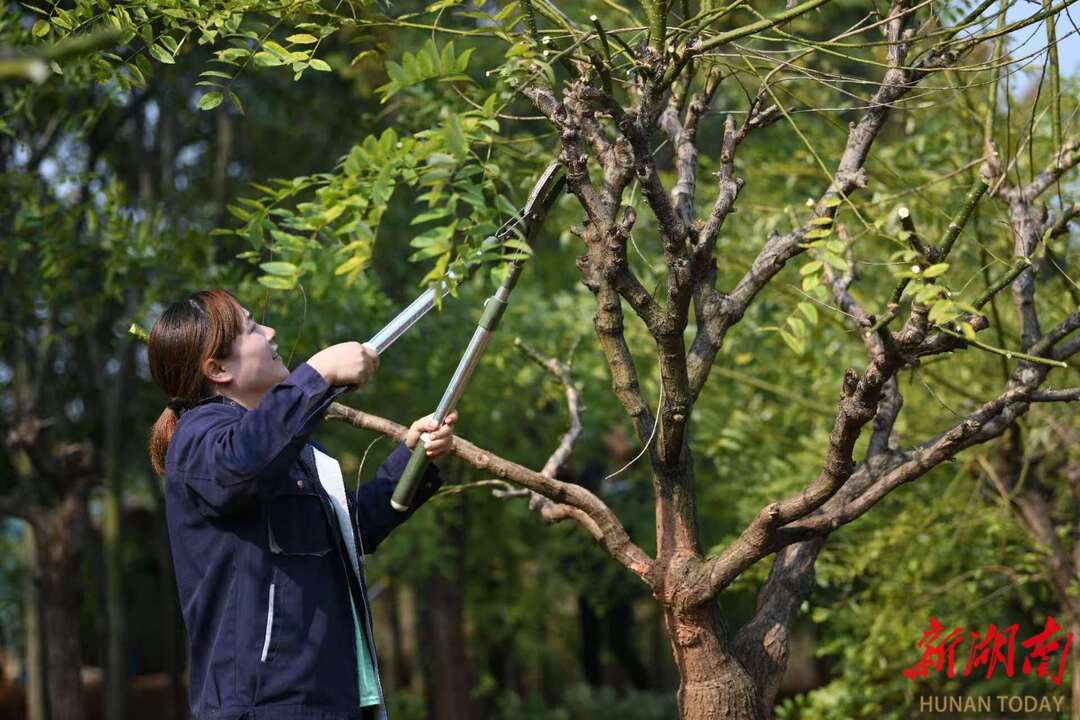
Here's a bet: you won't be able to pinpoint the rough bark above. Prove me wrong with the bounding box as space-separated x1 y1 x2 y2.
23 527 47 720
665 604 760 720
734 539 825 715
31 496 90 720
418 567 478 720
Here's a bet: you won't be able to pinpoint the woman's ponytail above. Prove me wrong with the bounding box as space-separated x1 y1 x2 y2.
149 407 180 476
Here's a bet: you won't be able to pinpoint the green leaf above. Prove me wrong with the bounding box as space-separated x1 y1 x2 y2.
809 216 833 226
928 300 959 325
823 252 847 271
308 58 331 72
444 114 469 158
786 316 806 337
456 47 475 72
32 20 50 37
411 208 453 224
226 204 251 221
228 90 244 115
915 284 943 304
351 50 377 66
197 91 223 110
260 261 299 276
128 323 148 342
148 43 175 64
216 48 248 62
503 238 533 254
335 255 369 275
287 33 319 44
253 51 283 67
262 40 291 58
321 204 345 224
804 227 833 240
800 260 823 276
258 275 296 290
780 329 806 355
493 1 519 23
505 41 533 58
798 302 819 326
922 263 949 278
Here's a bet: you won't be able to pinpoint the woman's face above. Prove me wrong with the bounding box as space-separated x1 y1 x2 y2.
212 305 290 402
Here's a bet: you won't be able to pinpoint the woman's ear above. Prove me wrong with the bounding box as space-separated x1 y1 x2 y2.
203 356 233 386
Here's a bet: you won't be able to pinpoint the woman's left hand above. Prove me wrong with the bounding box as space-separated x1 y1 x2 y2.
405 410 458 459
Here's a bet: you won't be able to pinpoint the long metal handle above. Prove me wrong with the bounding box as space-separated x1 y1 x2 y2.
391 286 512 511
366 273 459 355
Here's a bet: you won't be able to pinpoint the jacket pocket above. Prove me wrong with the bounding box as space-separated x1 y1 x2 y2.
266 492 333 557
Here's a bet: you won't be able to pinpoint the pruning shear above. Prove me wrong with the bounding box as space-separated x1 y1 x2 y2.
390 160 566 511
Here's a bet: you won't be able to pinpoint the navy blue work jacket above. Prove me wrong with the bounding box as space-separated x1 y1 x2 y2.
163 362 441 720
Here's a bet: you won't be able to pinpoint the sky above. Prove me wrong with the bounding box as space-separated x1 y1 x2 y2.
1004 5 1080 75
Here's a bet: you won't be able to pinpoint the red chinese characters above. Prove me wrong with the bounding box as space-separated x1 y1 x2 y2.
903 616 1071 685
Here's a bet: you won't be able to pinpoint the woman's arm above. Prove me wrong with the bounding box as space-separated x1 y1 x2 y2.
353 442 443 553
167 362 336 515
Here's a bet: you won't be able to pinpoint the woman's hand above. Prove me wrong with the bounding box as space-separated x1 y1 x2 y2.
307 342 379 389
405 410 458 459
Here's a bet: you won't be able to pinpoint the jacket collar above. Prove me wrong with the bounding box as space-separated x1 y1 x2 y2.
184 393 246 415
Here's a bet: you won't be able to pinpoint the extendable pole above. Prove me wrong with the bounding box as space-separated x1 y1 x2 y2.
366 275 455 355
390 265 523 510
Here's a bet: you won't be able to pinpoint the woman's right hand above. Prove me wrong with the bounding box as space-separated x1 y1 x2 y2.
307 342 379 389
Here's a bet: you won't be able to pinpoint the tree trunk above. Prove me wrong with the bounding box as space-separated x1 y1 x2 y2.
417 498 478 720
102 458 126 720
386 584 413 693
608 599 650 690
664 604 760 720
578 596 602 686
418 568 478 719
145 471 184 720
100 332 135 720
24 526 48 720
33 498 90 720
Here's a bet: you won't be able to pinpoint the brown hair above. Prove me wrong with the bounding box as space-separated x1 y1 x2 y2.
147 289 246 476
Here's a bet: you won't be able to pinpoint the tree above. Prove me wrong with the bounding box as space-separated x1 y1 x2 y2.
312 2 1080 717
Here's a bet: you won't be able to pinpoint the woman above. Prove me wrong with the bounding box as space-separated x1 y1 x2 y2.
147 289 456 720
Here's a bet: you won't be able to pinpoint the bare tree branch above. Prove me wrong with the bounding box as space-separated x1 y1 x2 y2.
1049 201 1080 239
783 370 1047 538
1031 388 1080 402
687 0 922 399
511 338 597 527
659 65 724 229
1022 136 1079 202
978 451 1080 618
326 403 656 582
